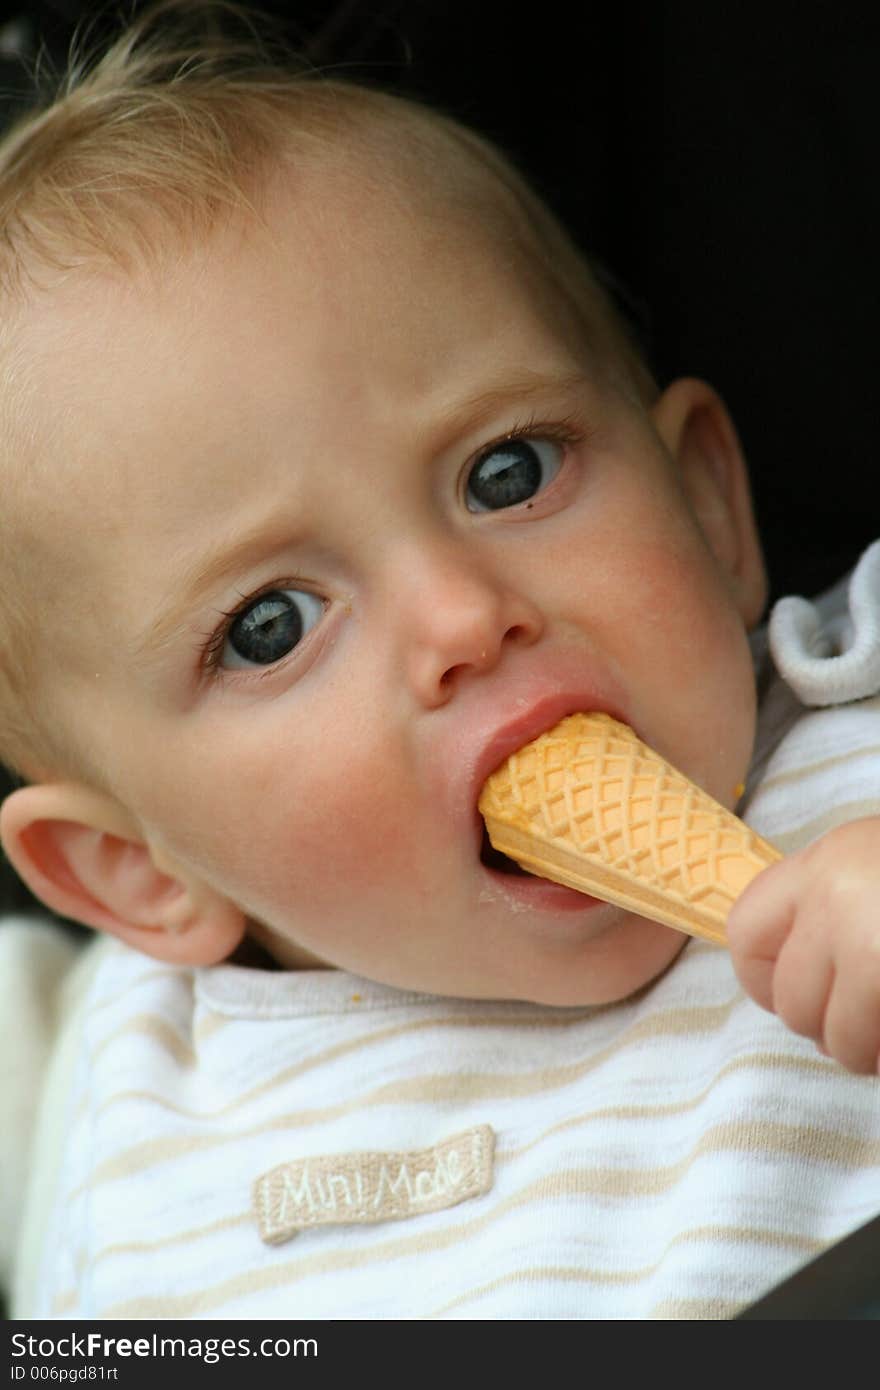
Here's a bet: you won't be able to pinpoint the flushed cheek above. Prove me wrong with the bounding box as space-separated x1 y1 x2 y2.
557 532 755 783
148 736 437 922
555 535 718 680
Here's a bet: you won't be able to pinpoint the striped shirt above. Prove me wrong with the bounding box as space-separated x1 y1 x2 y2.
5 547 880 1320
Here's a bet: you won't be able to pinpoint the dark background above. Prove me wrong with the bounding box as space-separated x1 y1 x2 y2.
1 0 879 914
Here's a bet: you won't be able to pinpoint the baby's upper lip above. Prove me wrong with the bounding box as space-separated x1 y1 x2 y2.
468 689 627 830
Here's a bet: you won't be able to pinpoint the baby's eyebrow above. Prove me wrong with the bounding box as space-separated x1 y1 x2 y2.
133 521 303 661
428 368 591 445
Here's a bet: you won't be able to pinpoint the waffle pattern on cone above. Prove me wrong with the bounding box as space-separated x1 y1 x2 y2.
478 712 781 943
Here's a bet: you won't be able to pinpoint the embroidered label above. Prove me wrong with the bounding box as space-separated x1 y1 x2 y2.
253 1125 495 1244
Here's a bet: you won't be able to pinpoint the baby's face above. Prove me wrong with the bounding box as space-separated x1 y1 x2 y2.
19 166 764 1004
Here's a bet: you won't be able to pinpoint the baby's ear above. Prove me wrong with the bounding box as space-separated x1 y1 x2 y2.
0 783 245 965
651 377 768 627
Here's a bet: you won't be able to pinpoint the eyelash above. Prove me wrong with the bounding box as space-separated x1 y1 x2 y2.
469 412 585 472
199 411 587 680
199 579 314 680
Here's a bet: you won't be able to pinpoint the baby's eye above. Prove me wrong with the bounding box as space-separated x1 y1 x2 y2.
220 589 324 669
465 437 563 513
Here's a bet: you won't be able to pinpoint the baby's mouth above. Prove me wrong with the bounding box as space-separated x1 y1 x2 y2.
479 820 532 876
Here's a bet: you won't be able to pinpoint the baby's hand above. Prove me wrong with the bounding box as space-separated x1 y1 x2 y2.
726 818 880 1075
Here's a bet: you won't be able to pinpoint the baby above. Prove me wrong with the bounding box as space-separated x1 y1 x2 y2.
1 2 879 1320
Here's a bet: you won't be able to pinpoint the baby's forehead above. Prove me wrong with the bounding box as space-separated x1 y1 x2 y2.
15 155 593 407
2 130 622 581
5 107 632 469
5 176 585 514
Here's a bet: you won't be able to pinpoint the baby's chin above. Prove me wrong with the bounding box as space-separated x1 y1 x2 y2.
243 907 688 1008
501 917 690 1009
443 919 691 1009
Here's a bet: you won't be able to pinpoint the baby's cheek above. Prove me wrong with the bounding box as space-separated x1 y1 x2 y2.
201 745 420 919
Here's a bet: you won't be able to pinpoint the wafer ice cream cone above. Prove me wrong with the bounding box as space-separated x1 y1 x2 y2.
478 712 781 945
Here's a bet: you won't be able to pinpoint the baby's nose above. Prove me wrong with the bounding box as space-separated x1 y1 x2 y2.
400 546 543 708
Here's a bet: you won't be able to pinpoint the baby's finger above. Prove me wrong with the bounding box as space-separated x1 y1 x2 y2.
725 856 800 1010
770 927 835 1045
821 963 880 1075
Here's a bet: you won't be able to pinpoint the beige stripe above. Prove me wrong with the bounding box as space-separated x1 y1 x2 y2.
758 739 880 793
88 1195 519 1317
97 992 747 1127
66 1013 196 1130
650 1297 749 1319
768 798 880 853
503 1049 840 1162
91 1008 592 1122
538 1121 880 1197
90 1013 196 1069
47 1247 87 1317
86 1210 252 1264
699 1119 880 1169
193 1011 228 1045
431 1223 824 1316
96 1120 880 1317
76 1048 838 1270
436 1264 666 1316
72 998 748 1191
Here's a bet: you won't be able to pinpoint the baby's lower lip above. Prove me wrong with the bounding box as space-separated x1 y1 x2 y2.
479 824 601 911
482 863 602 911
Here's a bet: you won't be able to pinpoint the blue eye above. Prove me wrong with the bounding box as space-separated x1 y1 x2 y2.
221 589 324 669
465 437 563 513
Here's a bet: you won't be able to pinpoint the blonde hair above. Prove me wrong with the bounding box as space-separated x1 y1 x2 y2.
0 0 653 781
